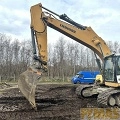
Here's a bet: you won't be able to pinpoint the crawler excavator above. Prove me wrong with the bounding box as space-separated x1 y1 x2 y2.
18 3 120 109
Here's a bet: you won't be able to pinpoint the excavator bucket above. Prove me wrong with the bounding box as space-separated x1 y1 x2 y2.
18 68 41 109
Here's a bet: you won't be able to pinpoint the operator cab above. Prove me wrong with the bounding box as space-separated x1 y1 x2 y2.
103 54 120 83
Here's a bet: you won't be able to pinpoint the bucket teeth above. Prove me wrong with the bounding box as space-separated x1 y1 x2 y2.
18 68 41 109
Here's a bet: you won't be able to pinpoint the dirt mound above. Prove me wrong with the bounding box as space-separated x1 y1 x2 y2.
0 84 98 120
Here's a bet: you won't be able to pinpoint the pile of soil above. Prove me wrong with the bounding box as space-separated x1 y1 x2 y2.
0 84 98 120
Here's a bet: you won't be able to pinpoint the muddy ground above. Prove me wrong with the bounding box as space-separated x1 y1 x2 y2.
0 83 113 120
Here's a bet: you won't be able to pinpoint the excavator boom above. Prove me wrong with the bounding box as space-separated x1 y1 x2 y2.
30 3 111 61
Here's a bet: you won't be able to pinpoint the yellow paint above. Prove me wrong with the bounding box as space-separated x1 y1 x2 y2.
95 74 103 84
105 82 120 87
80 108 120 119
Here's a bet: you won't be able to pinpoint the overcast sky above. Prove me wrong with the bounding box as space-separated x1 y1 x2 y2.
0 0 120 43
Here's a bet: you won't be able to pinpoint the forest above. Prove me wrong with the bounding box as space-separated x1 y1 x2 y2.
0 33 120 81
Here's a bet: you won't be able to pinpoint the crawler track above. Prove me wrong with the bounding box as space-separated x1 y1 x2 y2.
97 88 120 107
76 84 94 98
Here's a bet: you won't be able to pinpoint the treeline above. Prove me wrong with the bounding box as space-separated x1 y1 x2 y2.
47 38 120 80
0 33 120 81
0 33 33 80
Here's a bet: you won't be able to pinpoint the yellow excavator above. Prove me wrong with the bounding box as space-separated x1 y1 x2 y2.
18 3 120 109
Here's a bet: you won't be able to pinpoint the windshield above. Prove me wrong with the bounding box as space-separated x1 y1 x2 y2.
116 57 120 75
75 74 83 78
104 55 120 82
75 74 79 77
104 57 114 81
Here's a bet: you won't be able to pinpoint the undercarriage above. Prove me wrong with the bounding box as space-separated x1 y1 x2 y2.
76 84 120 107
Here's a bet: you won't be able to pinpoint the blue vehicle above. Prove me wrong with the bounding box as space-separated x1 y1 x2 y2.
72 71 100 84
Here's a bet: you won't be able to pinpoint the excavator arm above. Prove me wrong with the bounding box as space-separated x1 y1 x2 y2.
19 3 120 109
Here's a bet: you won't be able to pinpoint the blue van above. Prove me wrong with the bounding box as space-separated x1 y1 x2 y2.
72 71 100 84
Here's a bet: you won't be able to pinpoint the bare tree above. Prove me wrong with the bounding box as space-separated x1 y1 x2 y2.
1 33 111 81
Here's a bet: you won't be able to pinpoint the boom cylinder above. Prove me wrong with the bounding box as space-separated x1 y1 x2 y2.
41 4 86 30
